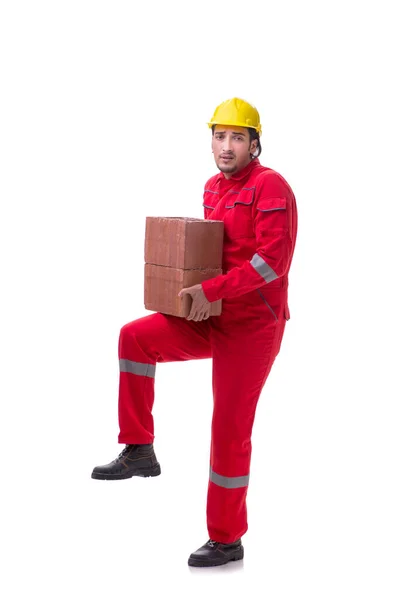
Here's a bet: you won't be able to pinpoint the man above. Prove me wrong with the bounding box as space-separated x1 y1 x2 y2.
92 98 298 567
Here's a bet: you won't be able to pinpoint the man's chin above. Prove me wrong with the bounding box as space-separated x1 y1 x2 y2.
217 162 237 174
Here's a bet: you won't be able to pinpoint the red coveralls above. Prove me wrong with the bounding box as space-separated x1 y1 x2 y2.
118 158 298 543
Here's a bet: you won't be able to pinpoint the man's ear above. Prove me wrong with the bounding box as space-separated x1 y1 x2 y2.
250 138 258 156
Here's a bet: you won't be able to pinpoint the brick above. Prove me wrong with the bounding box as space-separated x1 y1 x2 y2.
145 217 224 269
144 264 222 317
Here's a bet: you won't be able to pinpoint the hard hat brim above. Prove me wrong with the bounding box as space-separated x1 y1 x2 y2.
207 121 262 134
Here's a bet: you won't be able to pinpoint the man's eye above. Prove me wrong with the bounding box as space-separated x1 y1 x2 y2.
234 136 244 141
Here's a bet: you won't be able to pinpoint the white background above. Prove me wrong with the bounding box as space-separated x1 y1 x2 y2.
1 0 399 598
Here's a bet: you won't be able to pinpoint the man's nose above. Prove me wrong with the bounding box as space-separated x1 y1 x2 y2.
222 136 233 151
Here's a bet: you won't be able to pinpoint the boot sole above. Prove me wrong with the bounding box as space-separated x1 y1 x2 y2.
91 463 161 480
188 546 244 567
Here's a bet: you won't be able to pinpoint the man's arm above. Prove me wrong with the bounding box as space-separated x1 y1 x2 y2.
201 193 294 302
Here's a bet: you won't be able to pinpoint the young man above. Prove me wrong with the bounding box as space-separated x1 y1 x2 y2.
92 98 298 568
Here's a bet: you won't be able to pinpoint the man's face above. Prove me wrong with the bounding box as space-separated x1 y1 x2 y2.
212 125 258 178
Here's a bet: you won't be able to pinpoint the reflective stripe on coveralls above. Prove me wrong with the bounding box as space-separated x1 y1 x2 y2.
210 467 250 489
250 253 278 283
119 359 156 378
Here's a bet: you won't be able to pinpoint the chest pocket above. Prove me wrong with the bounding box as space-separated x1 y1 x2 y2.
256 196 291 239
224 187 255 239
203 189 219 219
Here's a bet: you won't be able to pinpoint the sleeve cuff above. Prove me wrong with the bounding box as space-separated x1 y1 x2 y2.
201 278 221 303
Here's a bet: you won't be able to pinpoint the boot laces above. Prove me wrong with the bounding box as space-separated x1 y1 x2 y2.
117 444 137 459
207 540 217 547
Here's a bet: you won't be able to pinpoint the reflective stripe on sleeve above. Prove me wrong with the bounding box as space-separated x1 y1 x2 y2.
250 253 278 283
119 359 156 378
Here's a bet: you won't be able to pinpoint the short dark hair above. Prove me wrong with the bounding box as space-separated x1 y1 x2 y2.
211 125 262 158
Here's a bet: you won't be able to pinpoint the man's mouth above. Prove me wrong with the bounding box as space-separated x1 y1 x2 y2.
220 155 234 160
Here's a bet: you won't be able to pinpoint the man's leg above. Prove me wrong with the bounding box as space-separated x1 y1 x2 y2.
206 315 286 543
92 312 212 480
188 313 286 566
118 312 212 444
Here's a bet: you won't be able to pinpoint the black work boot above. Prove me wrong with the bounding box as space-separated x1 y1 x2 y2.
188 538 244 567
91 444 161 480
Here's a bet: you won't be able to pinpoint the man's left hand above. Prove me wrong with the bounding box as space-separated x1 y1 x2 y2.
178 284 211 321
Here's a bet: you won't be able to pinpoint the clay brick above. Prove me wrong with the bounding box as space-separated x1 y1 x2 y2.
144 263 222 317
145 217 224 269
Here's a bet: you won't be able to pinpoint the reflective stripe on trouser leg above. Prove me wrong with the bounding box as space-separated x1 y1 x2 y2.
209 467 249 489
207 316 286 544
119 359 156 378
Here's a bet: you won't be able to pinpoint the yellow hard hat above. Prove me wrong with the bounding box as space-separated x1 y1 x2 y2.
207 97 262 135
